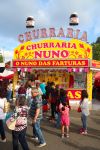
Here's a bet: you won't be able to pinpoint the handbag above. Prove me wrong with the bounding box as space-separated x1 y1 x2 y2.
4 101 11 113
42 99 49 112
6 116 17 130
77 106 81 112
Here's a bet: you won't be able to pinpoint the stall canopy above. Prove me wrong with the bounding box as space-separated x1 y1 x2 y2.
0 69 14 79
94 72 100 87
91 60 100 71
95 72 100 80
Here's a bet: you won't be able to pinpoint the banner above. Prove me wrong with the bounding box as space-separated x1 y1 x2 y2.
13 59 89 67
67 89 82 100
92 60 100 68
13 39 92 61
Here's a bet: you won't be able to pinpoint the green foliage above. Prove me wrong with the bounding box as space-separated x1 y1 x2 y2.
0 55 3 62
96 37 100 43
92 37 100 61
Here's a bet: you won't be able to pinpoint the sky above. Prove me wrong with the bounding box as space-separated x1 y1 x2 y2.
0 0 100 62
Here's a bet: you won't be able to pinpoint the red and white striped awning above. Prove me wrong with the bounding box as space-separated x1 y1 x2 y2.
0 69 14 79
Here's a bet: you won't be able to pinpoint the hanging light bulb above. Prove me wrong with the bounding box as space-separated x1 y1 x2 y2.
26 16 35 28
69 12 79 26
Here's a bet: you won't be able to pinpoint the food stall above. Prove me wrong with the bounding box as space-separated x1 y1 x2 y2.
91 60 100 100
12 38 93 107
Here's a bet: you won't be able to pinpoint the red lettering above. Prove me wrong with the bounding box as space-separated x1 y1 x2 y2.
25 32 32 41
40 28 47 38
32 29 39 39
57 28 65 37
49 28 56 37
18 34 24 43
66 28 73 38
61 50 69 58
34 51 42 58
52 51 60 58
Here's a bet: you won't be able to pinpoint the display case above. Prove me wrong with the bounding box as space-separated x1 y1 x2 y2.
74 72 87 89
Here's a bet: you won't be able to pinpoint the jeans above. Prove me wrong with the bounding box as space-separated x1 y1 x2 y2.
12 128 29 150
55 112 61 128
81 113 87 130
32 123 38 138
32 119 45 144
7 90 12 101
0 120 6 140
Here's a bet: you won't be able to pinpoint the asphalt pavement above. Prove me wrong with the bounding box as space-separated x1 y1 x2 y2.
0 102 100 150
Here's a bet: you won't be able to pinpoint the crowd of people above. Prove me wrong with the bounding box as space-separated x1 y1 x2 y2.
0 79 90 150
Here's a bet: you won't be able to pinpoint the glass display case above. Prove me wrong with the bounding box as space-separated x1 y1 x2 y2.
74 72 87 89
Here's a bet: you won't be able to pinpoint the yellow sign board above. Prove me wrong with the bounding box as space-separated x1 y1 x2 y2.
13 39 92 60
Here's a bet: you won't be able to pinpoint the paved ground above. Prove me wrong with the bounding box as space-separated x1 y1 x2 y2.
1 99 100 150
92 99 100 110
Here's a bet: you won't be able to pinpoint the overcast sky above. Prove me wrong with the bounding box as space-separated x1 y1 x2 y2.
0 0 100 62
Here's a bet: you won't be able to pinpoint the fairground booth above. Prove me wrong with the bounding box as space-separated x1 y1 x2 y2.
12 25 94 108
91 60 100 100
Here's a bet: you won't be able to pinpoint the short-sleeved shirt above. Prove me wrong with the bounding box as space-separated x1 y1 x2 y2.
14 105 29 131
29 96 43 120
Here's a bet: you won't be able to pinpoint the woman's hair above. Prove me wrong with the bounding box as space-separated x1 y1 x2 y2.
61 102 67 111
17 96 26 106
62 106 65 111
0 87 7 98
50 82 55 86
60 88 66 97
36 82 40 87
81 90 88 100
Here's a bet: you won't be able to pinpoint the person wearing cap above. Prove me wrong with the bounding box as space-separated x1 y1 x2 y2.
29 88 46 148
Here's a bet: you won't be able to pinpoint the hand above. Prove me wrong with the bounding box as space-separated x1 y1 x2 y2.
32 118 37 124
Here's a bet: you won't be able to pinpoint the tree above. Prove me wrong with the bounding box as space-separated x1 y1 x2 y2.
0 55 3 62
92 37 100 61
96 37 100 43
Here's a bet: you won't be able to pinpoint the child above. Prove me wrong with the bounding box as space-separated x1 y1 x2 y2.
55 89 70 128
60 102 70 138
12 96 29 150
79 90 90 135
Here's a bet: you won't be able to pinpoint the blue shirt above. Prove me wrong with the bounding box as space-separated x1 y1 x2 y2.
40 83 46 94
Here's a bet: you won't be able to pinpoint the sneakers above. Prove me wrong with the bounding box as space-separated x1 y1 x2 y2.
66 134 69 138
31 136 38 141
61 134 64 139
80 131 88 135
80 128 84 132
61 133 69 138
37 142 46 147
0 138 7 142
